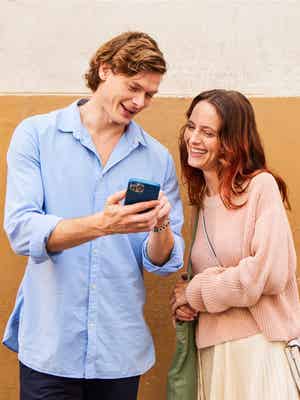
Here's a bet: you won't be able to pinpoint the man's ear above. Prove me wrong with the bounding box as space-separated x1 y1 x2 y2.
98 63 112 81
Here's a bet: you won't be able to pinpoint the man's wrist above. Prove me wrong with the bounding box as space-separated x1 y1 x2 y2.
92 212 108 237
153 218 170 233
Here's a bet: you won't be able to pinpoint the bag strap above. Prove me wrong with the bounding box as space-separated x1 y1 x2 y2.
186 207 200 280
202 211 223 267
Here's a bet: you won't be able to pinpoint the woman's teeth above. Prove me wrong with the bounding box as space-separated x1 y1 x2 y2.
191 148 207 154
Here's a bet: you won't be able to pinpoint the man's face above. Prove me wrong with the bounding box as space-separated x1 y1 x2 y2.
95 67 162 126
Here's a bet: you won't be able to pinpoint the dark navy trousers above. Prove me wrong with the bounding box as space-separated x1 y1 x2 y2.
20 362 140 400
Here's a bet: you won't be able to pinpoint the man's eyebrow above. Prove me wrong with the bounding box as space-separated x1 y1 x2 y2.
131 81 158 95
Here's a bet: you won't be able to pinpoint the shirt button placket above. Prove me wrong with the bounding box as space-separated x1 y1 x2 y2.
85 244 98 377
85 175 103 377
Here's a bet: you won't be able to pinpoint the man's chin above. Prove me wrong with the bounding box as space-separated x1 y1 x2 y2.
110 114 132 126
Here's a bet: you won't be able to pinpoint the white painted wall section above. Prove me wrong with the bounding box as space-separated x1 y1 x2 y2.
1 0 300 96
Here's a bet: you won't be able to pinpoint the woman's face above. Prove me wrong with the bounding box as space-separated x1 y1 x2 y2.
184 100 221 173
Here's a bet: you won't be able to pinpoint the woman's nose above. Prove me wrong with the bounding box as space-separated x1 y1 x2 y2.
190 130 203 144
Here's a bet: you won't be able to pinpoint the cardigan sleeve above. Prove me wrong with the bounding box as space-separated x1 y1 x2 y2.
185 174 297 313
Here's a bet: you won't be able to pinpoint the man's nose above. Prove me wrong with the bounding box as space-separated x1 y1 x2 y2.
132 93 145 108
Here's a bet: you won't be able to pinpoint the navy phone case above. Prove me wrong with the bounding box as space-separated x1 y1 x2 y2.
124 178 160 206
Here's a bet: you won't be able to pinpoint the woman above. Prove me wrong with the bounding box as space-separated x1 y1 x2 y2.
171 89 300 399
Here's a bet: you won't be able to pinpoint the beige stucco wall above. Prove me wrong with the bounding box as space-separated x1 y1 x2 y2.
1 0 300 96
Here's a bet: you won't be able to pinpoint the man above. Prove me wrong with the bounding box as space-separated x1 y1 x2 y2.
3 31 183 399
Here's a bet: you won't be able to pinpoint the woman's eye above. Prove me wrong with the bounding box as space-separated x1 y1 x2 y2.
129 86 138 92
205 131 214 137
187 125 195 131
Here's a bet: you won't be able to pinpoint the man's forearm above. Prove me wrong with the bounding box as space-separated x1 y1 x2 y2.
46 196 164 254
46 213 104 253
146 226 174 266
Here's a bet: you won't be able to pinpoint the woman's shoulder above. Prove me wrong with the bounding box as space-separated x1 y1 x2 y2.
247 171 283 206
248 171 278 194
250 171 277 186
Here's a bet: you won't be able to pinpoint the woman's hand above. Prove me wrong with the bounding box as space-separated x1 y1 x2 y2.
174 304 198 322
170 279 198 322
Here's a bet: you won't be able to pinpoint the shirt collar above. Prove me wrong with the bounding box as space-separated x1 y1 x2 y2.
57 99 147 147
57 99 82 134
124 119 147 148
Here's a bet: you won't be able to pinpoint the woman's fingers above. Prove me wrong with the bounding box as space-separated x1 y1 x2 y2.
175 308 196 321
176 305 197 318
179 304 197 317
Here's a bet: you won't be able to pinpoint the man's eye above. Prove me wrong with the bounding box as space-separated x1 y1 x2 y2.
146 93 153 99
129 86 138 92
205 131 215 137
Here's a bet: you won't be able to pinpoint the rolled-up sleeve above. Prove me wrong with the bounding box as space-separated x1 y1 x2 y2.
142 153 184 276
4 119 62 263
142 234 184 275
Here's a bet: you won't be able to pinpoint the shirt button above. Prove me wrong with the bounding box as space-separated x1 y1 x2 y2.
91 284 96 289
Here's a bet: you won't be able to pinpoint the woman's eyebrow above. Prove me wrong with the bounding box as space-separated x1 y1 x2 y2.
187 120 217 133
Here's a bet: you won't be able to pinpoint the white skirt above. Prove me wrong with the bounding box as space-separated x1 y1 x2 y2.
198 334 299 400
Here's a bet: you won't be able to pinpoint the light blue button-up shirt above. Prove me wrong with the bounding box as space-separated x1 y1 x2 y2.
3 100 184 379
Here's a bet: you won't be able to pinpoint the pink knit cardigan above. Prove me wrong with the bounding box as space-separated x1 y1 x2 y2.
186 172 300 349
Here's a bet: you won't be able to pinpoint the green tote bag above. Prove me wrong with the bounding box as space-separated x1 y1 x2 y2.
167 208 199 400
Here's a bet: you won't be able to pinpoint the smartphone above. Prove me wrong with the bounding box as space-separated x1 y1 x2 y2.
124 178 160 209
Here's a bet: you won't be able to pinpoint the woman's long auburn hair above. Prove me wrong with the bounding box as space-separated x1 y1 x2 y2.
179 89 290 209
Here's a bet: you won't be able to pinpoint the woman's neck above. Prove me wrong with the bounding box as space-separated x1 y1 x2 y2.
203 170 220 197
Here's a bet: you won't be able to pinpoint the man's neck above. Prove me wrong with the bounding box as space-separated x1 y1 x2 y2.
79 95 126 139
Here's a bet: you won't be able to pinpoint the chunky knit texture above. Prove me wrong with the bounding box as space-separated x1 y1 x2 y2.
186 172 300 349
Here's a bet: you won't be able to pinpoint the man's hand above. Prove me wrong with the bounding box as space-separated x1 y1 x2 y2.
154 191 171 227
99 190 161 235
